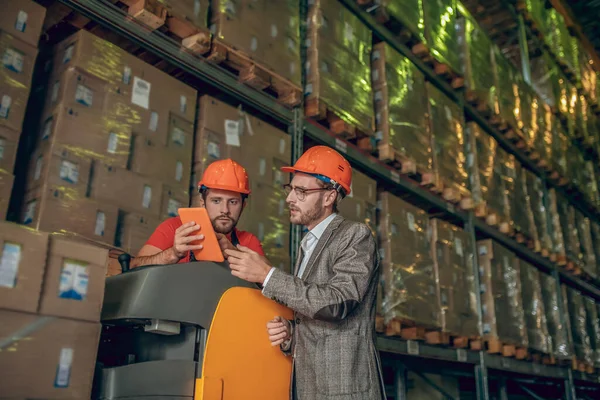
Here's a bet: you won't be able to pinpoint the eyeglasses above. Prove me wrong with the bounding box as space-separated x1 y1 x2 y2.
282 184 333 201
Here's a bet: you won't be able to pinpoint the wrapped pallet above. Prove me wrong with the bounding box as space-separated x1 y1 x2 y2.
590 222 600 277
551 130 569 179
458 5 498 115
575 211 597 278
580 50 597 104
371 42 432 173
512 160 538 244
422 0 461 74
584 297 600 367
501 152 516 232
477 240 527 347
338 168 377 235
557 199 583 268
537 102 554 166
430 219 478 338
521 0 548 36
210 0 301 87
369 0 425 43
566 288 594 366
548 189 567 262
526 171 553 253
194 95 292 272
378 192 440 329
530 52 562 109
306 0 373 134
519 260 551 354
540 274 573 360
494 47 521 131
427 84 469 201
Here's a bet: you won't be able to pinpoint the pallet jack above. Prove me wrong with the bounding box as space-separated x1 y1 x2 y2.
93 254 293 399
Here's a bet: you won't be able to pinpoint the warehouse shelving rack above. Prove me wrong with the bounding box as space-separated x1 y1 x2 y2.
49 0 600 398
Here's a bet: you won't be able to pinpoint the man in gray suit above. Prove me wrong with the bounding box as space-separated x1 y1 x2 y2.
225 146 385 399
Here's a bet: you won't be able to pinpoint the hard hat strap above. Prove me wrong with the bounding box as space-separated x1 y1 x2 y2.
311 173 346 197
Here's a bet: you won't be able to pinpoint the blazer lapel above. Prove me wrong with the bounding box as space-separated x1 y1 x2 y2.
301 215 344 279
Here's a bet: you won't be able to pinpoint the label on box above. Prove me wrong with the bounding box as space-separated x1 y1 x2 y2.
391 223 398 236
372 69 379 82
224 0 236 14
304 83 313 95
180 95 187 114
290 61 296 76
42 117 53 140
372 50 380 61
95 211 106 236
149 111 159 132
175 161 183 182
0 95 12 118
171 126 185 146
287 38 295 52
15 11 28 32
63 44 74 64
271 24 278 38
75 84 93 107
51 81 60 103
344 22 354 42
0 139 4 160
59 260 89 300
467 153 474 168
406 212 416 232
207 141 220 158
142 185 152 209
3 48 24 73
250 37 258 52
279 139 286 155
482 323 491 334
34 156 43 180
54 348 74 388
374 91 382 102
0 243 22 288
225 120 241 147
259 158 266 176
258 222 265 241
107 132 118 154
60 160 79 184
455 238 463 257
444 106 453 121
279 199 285 216
132 77 151 109
123 66 132 84
478 245 488 255
168 199 180 217
194 0 202 16
23 200 36 224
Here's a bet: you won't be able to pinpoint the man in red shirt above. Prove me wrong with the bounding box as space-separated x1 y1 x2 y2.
130 159 264 268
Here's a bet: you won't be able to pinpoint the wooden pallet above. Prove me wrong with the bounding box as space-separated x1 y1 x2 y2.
305 97 373 141
378 317 443 342
206 40 302 107
475 202 512 234
548 170 570 187
357 1 423 48
465 89 495 118
572 358 596 374
439 181 474 211
411 43 465 90
375 143 437 187
473 337 528 360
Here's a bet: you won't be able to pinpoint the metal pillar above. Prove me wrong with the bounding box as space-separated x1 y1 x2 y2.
517 14 532 85
498 377 509 400
565 369 577 400
394 362 408 400
289 107 304 269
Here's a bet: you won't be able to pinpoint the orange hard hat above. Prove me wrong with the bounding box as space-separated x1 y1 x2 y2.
198 159 251 194
281 146 352 195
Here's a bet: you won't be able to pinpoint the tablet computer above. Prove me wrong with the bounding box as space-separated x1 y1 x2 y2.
178 207 225 262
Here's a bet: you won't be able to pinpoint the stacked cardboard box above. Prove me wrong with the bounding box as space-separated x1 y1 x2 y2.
371 42 432 173
590 222 600 278
193 95 292 273
338 168 376 235
575 212 597 278
477 240 528 347
305 0 373 134
584 297 600 367
511 160 537 240
526 171 553 253
0 0 46 219
427 83 468 198
430 219 478 338
540 274 573 360
494 47 521 131
0 221 107 398
372 0 425 44
556 197 584 268
20 30 197 256
566 288 594 366
423 0 460 74
548 189 567 261
210 0 300 87
378 192 440 329
519 260 551 354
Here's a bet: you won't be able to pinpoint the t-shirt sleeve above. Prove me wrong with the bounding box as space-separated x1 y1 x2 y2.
145 218 179 250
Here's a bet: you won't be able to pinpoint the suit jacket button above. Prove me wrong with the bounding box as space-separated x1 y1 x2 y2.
295 318 301 324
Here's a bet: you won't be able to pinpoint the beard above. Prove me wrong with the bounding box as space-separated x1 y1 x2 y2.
289 197 326 226
211 215 238 234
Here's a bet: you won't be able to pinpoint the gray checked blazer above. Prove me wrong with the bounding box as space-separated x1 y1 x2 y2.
263 214 385 400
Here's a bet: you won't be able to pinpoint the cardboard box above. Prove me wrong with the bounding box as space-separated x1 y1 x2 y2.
160 184 190 220
0 221 48 313
38 235 108 322
26 142 93 200
0 125 19 173
0 0 46 47
117 211 161 256
22 184 119 245
0 170 14 220
37 105 132 169
90 164 162 216
0 310 101 399
0 31 38 132
339 168 377 233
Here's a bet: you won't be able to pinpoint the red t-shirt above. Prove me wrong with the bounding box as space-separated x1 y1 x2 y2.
146 217 265 263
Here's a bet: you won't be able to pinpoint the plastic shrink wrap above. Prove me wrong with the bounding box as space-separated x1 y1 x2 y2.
566 288 594 366
540 275 573 359
519 261 551 354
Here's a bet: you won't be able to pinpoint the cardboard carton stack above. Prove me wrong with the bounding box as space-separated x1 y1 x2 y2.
193 95 292 273
422 0 461 75
378 192 440 330
338 168 377 235
540 274 573 360
430 219 478 338
526 171 553 253
584 297 600 367
519 260 551 354
21 30 197 256
0 0 46 219
0 221 108 398
477 240 528 348
566 288 594 367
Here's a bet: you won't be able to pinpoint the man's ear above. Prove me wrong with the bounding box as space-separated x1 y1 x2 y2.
324 190 336 207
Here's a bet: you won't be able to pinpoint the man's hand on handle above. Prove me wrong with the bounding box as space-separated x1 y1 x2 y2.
170 221 204 260
267 316 291 347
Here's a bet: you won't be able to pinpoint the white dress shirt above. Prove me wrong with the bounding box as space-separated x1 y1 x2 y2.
263 213 338 288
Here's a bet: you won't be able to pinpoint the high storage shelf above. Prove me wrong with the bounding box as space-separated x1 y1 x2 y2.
52 0 600 396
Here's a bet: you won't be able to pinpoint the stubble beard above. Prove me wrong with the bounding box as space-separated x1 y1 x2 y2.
212 216 237 234
290 198 326 227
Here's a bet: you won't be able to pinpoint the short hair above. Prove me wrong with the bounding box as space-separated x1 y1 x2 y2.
199 187 248 202
315 179 343 213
